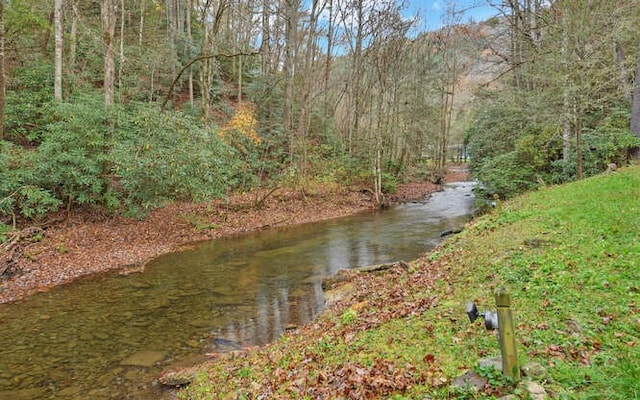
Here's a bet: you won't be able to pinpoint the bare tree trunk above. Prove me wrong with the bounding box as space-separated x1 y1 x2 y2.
199 17 211 120
631 47 640 160
576 117 583 179
238 50 242 102
117 0 125 102
374 88 383 206
166 0 177 105
283 0 300 149
102 0 117 106
260 0 270 75
69 1 78 72
0 0 5 141
41 11 54 56
562 89 572 163
295 0 321 173
614 41 631 101
197 1 227 121
54 0 63 102
186 0 193 105
323 0 333 135
139 0 144 46
561 1 572 164
351 0 364 155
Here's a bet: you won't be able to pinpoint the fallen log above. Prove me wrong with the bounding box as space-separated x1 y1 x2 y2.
322 261 409 290
353 260 410 273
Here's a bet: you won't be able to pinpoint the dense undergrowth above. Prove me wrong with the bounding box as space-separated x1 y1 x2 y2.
178 166 639 400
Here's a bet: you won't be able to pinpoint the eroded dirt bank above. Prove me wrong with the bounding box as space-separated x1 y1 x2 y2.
0 168 468 304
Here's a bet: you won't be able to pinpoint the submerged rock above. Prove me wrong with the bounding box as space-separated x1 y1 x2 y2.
205 337 241 352
120 350 166 367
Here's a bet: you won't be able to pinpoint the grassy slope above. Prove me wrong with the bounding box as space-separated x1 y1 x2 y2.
179 167 640 400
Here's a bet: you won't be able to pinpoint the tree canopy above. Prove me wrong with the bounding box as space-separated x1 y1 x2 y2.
0 0 639 223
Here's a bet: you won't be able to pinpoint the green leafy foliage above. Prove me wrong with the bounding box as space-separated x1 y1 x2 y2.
0 95 255 220
552 109 640 182
32 95 112 208
467 96 636 199
381 172 398 194
340 308 358 325
112 105 242 215
0 142 62 220
4 62 56 145
0 222 12 243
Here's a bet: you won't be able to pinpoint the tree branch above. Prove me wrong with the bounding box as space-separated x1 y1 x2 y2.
161 51 259 112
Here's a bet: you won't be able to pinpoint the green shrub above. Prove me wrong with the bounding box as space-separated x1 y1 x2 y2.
0 142 62 220
467 97 636 199
2 96 254 219
551 110 640 183
476 152 540 198
0 222 12 243
31 94 113 209
112 105 243 214
4 62 56 145
381 172 398 194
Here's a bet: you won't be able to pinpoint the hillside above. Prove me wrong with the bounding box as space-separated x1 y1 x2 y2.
176 166 640 399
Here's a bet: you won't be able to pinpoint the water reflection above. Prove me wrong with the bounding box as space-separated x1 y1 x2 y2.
0 181 475 400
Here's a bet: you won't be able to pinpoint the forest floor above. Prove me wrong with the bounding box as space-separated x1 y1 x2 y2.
0 167 469 304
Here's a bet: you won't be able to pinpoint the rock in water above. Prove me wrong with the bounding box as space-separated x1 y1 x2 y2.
206 337 241 352
120 350 166 367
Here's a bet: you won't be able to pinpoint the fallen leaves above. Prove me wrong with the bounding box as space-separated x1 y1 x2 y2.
1 172 461 305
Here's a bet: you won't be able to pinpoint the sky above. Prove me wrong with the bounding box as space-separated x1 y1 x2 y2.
406 0 498 31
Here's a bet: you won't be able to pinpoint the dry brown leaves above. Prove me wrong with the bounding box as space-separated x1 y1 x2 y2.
1 168 466 304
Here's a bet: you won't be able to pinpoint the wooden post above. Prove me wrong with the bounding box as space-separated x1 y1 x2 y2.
495 287 520 381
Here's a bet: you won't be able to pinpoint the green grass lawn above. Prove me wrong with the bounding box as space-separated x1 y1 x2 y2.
179 166 640 400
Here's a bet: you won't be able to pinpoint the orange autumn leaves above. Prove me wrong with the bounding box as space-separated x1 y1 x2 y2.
220 102 261 152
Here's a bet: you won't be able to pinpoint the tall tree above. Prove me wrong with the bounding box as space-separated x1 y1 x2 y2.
0 0 4 141
631 47 640 159
283 0 300 138
54 0 63 102
101 0 117 106
294 0 324 173
348 0 366 156
69 1 78 73
260 0 271 75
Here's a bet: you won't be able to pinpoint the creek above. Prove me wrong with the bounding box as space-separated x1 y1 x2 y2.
0 181 475 400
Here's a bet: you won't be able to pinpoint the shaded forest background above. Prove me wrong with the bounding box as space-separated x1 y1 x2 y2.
0 0 639 231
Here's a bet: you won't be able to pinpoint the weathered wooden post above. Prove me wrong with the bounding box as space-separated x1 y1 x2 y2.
495 287 520 381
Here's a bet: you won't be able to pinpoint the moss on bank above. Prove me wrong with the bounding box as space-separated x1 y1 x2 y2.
179 167 640 400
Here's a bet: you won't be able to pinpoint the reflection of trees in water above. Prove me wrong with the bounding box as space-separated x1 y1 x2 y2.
218 283 321 347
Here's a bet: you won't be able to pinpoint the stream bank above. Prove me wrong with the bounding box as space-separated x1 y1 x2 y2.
0 168 469 304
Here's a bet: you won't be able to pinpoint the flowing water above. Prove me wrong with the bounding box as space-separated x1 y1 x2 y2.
0 181 476 400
